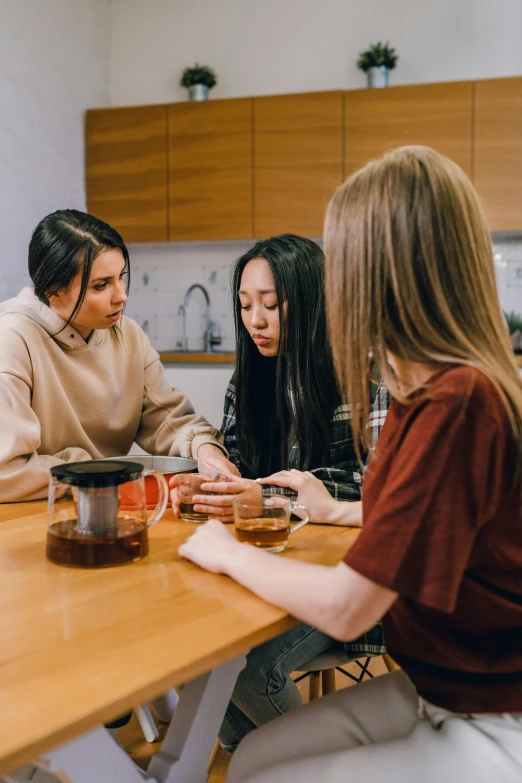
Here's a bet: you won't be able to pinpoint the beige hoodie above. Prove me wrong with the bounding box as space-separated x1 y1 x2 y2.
0 288 225 502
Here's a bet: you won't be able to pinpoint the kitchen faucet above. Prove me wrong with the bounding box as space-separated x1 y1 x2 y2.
178 284 221 352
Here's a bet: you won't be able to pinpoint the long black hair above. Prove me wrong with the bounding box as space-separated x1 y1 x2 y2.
232 234 340 477
28 209 130 329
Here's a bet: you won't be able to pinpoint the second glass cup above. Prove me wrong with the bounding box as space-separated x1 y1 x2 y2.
174 473 213 523
232 494 310 553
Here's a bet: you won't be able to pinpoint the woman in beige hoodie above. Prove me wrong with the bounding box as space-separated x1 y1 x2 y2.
0 209 235 502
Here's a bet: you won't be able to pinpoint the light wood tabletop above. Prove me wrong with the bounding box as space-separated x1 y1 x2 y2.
0 502 358 776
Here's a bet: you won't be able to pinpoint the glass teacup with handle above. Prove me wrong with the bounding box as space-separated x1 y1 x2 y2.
233 493 310 553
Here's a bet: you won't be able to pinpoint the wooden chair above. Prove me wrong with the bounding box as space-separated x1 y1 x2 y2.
294 648 398 700
135 704 159 743
136 688 180 744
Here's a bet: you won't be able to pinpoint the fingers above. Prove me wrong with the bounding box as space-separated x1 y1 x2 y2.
181 517 231 543
256 471 290 483
202 456 240 478
207 514 234 523
193 494 234 508
169 488 181 516
199 480 238 493
256 473 301 489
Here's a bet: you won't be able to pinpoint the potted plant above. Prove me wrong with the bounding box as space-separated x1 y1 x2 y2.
357 41 398 88
180 63 217 102
504 311 522 355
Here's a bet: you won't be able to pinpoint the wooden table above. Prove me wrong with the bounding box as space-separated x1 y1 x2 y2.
0 503 358 782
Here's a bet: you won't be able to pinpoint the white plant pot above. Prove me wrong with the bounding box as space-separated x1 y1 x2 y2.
188 84 208 101
367 67 389 88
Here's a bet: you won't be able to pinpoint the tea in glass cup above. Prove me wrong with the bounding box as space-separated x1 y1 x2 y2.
174 473 213 522
233 494 310 553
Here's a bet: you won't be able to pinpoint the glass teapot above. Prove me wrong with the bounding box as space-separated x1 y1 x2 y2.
47 460 168 568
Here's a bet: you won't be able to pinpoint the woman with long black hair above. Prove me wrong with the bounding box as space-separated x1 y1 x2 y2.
171 234 388 751
0 209 235 502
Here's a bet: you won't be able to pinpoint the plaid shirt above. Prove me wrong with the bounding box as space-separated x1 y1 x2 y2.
221 380 390 502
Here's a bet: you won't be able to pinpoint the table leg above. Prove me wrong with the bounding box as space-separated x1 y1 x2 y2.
41 726 154 783
147 653 247 783
35 652 246 783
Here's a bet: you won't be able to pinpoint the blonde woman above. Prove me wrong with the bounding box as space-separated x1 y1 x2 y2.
179 146 522 782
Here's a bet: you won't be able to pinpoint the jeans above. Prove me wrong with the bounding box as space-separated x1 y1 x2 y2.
219 622 385 752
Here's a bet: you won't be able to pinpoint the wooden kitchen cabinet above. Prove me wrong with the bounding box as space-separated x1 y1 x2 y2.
168 98 253 240
345 81 473 177
254 91 344 237
84 76 522 243
86 105 168 242
474 77 522 231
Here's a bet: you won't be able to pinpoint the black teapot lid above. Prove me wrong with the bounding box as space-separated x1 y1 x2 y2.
50 460 144 488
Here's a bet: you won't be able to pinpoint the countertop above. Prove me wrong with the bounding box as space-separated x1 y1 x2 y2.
159 352 236 364
159 354 522 366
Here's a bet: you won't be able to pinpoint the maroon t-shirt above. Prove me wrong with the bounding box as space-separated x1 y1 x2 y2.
344 365 522 713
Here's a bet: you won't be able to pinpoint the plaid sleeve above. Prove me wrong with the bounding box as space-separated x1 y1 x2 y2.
310 466 362 502
221 381 243 474
366 382 390 460
262 484 298 500
309 385 390 501
315 402 365 502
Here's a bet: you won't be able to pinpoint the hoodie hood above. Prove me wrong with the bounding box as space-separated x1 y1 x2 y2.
0 287 105 350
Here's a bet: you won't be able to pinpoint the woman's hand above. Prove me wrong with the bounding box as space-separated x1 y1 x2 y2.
193 476 258 522
170 476 258 522
196 443 240 479
178 518 242 573
257 470 347 525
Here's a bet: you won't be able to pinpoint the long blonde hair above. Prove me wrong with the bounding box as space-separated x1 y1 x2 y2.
324 145 522 458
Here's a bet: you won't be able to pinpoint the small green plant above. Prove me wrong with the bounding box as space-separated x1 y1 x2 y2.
357 41 398 72
504 311 522 353
180 63 217 89
505 311 522 334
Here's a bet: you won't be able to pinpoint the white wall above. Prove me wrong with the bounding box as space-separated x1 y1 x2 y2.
0 0 111 300
109 0 522 343
162 364 234 430
110 0 522 106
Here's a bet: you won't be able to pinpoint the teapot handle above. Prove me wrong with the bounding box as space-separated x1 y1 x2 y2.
143 469 169 526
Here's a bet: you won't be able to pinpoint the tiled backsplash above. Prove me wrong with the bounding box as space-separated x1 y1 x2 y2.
127 241 253 352
127 236 522 354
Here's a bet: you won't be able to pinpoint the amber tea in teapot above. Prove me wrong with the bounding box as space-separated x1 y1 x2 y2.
47 461 168 568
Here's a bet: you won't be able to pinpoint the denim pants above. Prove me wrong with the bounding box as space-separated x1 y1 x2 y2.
219 622 385 752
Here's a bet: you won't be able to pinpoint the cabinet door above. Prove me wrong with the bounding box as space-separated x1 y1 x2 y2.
474 77 522 232
168 99 253 241
345 82 473 177
86 106 168 242
254 91 344 237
